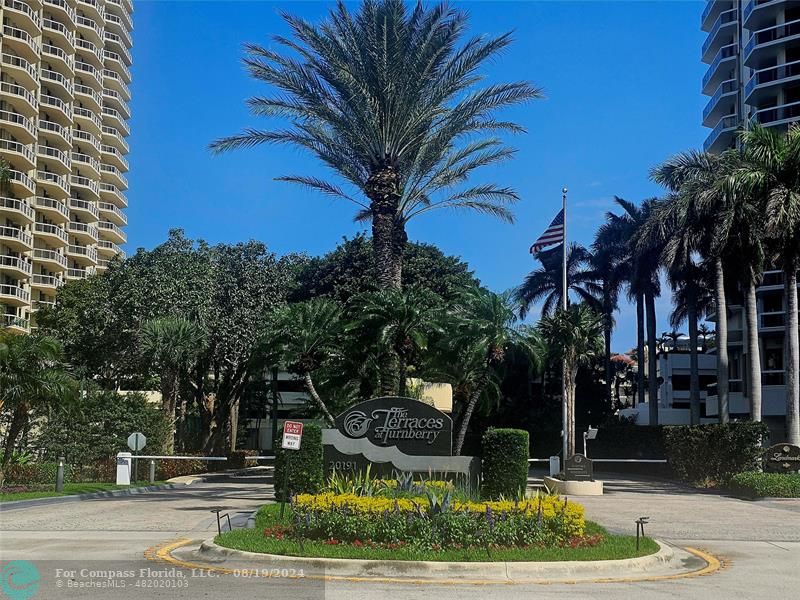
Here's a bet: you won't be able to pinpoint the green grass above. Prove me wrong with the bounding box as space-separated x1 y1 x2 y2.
215 504 659 562
729 472 800 498
0 481 167 502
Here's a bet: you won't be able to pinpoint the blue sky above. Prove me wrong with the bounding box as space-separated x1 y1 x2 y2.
127 0 708 352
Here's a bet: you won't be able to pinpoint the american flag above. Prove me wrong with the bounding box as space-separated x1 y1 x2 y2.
529 209 565 255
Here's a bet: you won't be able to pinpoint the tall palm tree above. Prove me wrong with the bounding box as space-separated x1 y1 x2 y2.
211 0 541 290
652 149 766 425
0 333 75 482
139 318 204 453
514 243 602 318
537 304 603 458
271 298 344 425
348 286 444 396
597 197 662 423
449 288 539 455
732 124 800 443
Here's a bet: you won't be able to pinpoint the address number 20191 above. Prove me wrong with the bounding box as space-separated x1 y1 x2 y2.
329 461 358 472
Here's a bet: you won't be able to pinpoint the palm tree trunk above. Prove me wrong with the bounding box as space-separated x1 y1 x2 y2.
645 292 658 425
714 256 730 423
302 372 335 426
636 292 646 408
745 276 763 422
603 285 613 407
397 352 407 397
785 268 800 444
687 288 701 426
453 383 484 456
367 167 402 290
229 397 240 453
1 404 28 467
161 374 177 454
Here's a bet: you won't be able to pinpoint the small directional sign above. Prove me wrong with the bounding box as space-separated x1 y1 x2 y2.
281 421 303 451
127 432 147 452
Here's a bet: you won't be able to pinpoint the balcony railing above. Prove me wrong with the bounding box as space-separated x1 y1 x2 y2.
32 274 64 289
73 106 103 131
0 139 35 165
70 175 100 197
32 248 68 268
66 267 91 279
3 0 40 28
40 94 72 117
0 254 32 276
0 196 35 221
42 42 74 69
37 170 70 194
0 225 33 247
9 169 36 194
760 311 785 328
42 17 75 46
702 9 738 58
762 370 785 386
746 58 800 98
43 0 77 22
98 201 127 225
76 15 103 40
704 44 738 91
0 82 38 111
38 119 71 143
75 37 104 64
37 144 71 169
703 78 737 121
1 53 38 84
1 314 30 331
34 196 70 220
69 198 100 219
97 220 126 242
750 99 800 125
2 24 39 55
67 244 98 263
704 114 738 151
68 221 99 240
0 110 35 138
34 222 69 244
745 18 800 59
40 69 73 95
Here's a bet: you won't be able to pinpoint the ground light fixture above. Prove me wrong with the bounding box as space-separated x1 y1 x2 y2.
583 426 598 457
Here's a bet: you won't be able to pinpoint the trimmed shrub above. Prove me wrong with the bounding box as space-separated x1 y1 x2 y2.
663 422 769 486
481 428 529 500
729 472 800 498
274 423 323 501
4 462 74 485
227 450 260 470
155 458 207 481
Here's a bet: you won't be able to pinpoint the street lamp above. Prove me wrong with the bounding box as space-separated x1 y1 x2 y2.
583 426 598 457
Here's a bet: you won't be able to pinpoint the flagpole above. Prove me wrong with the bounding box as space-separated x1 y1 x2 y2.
561 187 569 462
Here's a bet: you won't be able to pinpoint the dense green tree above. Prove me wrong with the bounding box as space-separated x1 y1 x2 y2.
0 333 75 481
536 304 603 458
514 243 602 318
211 0 539 290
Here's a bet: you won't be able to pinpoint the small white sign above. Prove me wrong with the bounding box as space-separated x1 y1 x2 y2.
127 432 146 452
281 421 303 450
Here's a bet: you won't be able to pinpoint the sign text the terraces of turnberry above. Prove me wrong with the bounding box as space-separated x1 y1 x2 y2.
334 397 453 456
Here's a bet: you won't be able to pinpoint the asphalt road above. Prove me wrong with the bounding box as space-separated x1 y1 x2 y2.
1 470 798 600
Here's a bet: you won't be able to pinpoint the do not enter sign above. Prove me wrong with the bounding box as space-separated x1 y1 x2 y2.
282 421 303 450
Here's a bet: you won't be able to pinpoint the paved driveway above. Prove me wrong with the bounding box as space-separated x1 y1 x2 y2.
0 471 797 599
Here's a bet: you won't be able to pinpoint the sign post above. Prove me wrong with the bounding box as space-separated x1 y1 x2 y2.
127 432 146 484
280 421 303 519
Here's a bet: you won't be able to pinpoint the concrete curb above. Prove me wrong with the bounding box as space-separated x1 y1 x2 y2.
0 483 182 511
194 538 678 582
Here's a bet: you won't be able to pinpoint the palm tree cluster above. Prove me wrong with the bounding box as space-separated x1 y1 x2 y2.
516 124 800 444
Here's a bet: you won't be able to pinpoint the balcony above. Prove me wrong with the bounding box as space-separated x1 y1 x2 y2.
75 60 104 90
98 201 127 226
65 267 92 280
703 78 738 127
97 239 125 258
33 196 70 222
74 84 103 113
42 42 74 73
105 12 133 45
0 226 33 251
1 314 30 334
39 94 72 124
744 0 787 30
77 0 105 23
0 81 38 116
67 244 98 264
762 370 786 386
97 220 126 244
68 221 99 242
1 53 38 88
745 58 800 104
43 0 77 24
704 114 739 153
103 50 132 84
76 15 103 45
101 144 129 171
750 99 800 126
100 164 128 189
103 69 131 101
75 37 104 67
0 110 35 142
38 119 71 147
72 130 102 156
69 198 100 221
744 18 800 66
759 311 785 330
33 222 69 245
6 166 35 195
40 69 74 98
102 107 130 136
42 17 75 49
2 24 39 61
0 196 35 223
73 106 103 135
0 254 33 278
36 145 71 174
37 171 70 197
0 139 35 170
3 0 41 33
99 183 127 208
101 126 129 153
0 284 31 307
31 274 64 291
102 88 131 119
70 175 101 199
104 34 132 66
106 0 134 31
32 248 68 270
702 9 738 64
703 43 739 95
702 0 734 32
71 152 102 179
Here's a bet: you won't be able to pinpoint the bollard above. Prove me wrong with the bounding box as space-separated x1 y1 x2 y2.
55 456 65 492
149 460 155 484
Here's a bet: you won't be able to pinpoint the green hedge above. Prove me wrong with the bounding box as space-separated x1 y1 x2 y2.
729 472 800 498
3 462 74 485
481 428 529 500
274 423 323 501
663 422 769 486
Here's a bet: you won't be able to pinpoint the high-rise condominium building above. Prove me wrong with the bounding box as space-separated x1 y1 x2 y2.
0 0 131 333
702 0 800 152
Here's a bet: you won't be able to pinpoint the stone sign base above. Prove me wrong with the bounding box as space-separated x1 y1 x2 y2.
543 476 604 496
